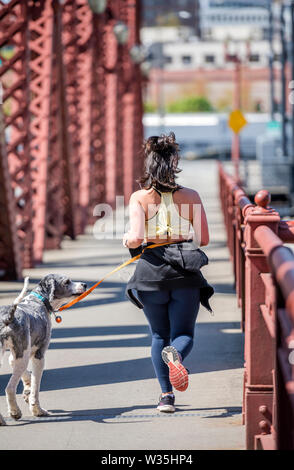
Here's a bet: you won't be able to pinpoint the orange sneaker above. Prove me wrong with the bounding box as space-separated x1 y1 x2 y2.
161 346 189 392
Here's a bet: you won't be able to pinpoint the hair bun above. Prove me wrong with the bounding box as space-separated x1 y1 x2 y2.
157 132 176 150
144 132 178 155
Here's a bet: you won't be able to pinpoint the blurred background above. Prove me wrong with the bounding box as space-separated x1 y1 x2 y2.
141 0 294 214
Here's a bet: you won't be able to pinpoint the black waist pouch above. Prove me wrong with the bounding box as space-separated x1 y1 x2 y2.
161 243 209 274
128 246 143 258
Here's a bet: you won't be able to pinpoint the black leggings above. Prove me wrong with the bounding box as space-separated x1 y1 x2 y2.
137 287 200 393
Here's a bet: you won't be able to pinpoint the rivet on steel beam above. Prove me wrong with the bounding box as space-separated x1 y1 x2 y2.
259 404 272 423
259 419 271 435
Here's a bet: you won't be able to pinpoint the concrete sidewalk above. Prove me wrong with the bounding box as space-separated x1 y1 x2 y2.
0 159 245 450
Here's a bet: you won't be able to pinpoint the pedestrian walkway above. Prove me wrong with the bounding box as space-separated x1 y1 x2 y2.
0 159 245 450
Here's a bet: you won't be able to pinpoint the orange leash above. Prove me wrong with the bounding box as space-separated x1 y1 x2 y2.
55 241 175 322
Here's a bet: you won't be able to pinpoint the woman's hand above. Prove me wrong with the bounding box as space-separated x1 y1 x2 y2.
123 233 129 248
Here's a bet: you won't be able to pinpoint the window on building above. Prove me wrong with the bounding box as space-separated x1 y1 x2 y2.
182 55 192 64
164 56 173 64
227 54 237 63
205 55 215 63
249 54 260 63
205 27 212 38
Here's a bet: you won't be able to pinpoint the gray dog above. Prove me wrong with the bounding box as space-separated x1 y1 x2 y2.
0 274 87 425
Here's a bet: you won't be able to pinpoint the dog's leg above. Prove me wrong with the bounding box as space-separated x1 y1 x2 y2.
9 353 31 404
29 356 50 417
5 350 30 420
21 370 31 404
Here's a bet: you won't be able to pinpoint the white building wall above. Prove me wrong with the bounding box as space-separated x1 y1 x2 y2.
161 39 279 71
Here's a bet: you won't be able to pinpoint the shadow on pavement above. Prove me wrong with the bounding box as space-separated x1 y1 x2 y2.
210 282 235 294
5 404 242 426
49 324 151 349
0 322 243 395
0 277 235 305
0 279 127 306
42 254 125 269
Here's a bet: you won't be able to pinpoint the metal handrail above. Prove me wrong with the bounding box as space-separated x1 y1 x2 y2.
218 161 294 450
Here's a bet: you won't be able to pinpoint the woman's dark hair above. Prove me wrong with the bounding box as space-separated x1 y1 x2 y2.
138 132 182 192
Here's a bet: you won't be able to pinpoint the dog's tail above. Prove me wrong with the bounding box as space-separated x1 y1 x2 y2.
2 277 29 326
13 277 29 306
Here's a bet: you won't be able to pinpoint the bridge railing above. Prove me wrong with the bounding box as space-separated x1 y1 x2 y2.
218 161 294 450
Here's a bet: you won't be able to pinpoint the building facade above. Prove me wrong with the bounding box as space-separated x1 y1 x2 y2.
199 0 270 40
142 0 200 35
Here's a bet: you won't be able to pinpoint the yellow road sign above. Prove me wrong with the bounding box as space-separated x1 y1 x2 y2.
228 110 247 134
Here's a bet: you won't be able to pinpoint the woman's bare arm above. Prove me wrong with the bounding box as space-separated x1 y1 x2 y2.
191 191 209 247
123 192 145 248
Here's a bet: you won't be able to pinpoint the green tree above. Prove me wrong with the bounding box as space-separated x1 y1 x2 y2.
144 102 157 113
167 96 214 113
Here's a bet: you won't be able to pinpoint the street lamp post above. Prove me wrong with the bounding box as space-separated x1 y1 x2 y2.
232 56 242 180
157 42 165 135
225 40 243 181
290 0 294 195
280 2 288 158
268 0 275 120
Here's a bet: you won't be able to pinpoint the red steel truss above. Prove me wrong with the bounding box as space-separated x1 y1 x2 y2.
88 11 106 223
0 1 34 271
0 104 22 280
28 0 55 261
0 0 144 280
75 0 94 230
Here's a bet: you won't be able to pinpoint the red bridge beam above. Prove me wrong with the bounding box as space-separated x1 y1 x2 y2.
28 0 54 262
254 225 294 450
278 220 294 243
255 225 294 322
0 0 144 278
0 0 34 270
89 11 106 221
0 106 22 279
218 162 294 450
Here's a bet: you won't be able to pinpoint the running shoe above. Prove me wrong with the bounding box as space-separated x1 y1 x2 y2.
161 346 189 392
157 393 175 413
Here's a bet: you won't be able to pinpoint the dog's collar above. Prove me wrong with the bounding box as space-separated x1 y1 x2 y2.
31 292 53 313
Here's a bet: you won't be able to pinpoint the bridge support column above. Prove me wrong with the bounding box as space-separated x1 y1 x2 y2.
0 1 34 271
0 108 22 279
104 14 119 207
76 0 94 232
88 12 106 221
243 198 280 449
29 0 54 263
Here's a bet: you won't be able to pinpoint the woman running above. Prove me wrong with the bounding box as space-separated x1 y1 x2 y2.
123 132 213 413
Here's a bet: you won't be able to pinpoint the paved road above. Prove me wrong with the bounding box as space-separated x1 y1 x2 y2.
0 159 245 450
